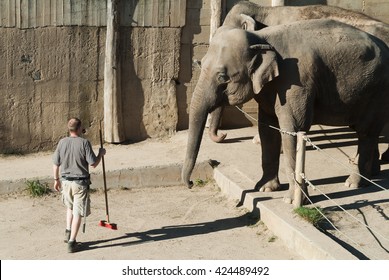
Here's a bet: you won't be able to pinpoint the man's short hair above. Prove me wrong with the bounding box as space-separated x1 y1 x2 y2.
68 118 82 132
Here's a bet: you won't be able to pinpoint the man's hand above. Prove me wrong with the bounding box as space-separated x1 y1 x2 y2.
54 180 61 192
99 148 106 156
91 148 107 168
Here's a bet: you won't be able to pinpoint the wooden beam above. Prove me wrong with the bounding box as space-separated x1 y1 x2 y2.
272 0 285 6
210 0 222 41
104 0 125 143
207 0 224 128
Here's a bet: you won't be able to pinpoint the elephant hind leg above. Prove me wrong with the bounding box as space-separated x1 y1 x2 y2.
382 145 389 162
380 123 389 161
372 146 380 175
351 145 380 176
345 135 379 188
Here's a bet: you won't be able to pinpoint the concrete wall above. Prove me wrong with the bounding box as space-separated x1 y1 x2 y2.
120 27 181 140
0 26 105 152
0 0 186 28
1 0 389 153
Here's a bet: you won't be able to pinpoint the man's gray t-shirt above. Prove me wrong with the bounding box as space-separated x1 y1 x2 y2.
53 136 97 186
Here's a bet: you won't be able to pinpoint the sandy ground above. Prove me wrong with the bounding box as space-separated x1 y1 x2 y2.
0 182 301 260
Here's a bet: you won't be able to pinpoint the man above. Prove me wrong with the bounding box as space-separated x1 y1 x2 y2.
53 118 106 253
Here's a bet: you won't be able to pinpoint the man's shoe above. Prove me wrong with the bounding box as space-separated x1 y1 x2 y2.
67 240 78 253
64 229 71 243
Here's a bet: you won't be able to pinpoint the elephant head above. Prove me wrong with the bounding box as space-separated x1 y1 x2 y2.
208 13 265 143
182 27 279 188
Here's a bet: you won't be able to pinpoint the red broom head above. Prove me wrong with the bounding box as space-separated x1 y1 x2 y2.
99 220 117 230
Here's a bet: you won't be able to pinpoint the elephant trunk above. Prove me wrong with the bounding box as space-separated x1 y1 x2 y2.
208 106 227 143
182 83 211 188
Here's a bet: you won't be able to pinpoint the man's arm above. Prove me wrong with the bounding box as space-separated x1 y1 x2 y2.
91 148 106 168
53 164 61 191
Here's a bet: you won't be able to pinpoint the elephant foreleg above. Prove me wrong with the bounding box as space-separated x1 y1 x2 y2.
280 133 305 204
208 106 227 143
255 119 281 192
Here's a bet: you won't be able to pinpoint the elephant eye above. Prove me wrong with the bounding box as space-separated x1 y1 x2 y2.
217 73 230 84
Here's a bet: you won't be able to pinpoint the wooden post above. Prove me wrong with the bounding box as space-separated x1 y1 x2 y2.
294 131 307 208
206 0 223 128
210 0 223 41
104 0 125 143
272 0 285 7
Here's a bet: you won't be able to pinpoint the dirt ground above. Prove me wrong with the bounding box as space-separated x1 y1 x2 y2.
0 182 301 260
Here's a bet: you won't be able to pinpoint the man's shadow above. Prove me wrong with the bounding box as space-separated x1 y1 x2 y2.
81 198 270 251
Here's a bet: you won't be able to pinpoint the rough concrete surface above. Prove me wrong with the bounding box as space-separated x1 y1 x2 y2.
0 26 105 152
1 125 388 259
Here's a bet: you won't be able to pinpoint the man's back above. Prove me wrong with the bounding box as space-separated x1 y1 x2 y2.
53 136 97 179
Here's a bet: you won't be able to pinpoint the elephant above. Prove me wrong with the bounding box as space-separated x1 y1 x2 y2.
182 19 389 204
208 0 389 158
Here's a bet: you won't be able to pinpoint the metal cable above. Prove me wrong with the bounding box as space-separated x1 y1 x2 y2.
302 135 388 192
301 173 389 242
295 176 378 259
293 176 378 259
235 105 388 192
234 106 297 136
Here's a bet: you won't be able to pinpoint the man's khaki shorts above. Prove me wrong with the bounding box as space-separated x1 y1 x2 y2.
61 181 91 217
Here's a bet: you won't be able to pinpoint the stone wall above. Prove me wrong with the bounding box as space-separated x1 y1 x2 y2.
0 27 105 153
120 27 181 141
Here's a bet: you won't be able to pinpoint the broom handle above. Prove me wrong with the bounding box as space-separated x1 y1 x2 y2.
99 121 110 223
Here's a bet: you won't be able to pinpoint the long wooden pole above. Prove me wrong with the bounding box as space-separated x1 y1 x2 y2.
99 121 109 222
104 0 125 143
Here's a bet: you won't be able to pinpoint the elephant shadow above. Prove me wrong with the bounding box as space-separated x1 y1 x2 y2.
306 126 389 150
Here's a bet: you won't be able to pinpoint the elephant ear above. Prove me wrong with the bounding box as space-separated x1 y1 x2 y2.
249 44 279 94
240 14 256 31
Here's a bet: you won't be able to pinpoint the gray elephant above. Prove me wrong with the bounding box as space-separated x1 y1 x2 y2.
182 20 389 204
209 1 389 159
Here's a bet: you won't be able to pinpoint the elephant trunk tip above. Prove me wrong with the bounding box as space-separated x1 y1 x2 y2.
209 130 227 143
183 178 194 189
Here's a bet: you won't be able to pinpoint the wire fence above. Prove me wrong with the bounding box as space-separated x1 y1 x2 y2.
235 105 389 259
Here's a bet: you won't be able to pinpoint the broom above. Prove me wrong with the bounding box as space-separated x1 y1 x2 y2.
98 121 117 230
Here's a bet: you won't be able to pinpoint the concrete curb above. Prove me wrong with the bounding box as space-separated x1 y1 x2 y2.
213 166 358 260
0 161 213 195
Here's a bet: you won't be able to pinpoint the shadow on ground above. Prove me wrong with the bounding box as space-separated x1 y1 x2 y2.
81 209 266 252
